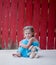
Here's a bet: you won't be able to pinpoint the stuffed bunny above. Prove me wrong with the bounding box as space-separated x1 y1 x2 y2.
27 45 40 58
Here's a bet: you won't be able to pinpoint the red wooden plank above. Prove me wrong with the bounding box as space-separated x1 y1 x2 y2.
25 0 32 25
0 0 2 29
54 0 56 49
17 0 25 42
32 0 40 40
0 0 2 48
55 21 56 49
9 0 17 43
40 0 48 49
55 13 56 49
47 0 55 49
1 0 10 48
0 0 2 32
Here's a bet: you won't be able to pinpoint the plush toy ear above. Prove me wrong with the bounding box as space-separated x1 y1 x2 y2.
35 46 40 51
29 45 33 50
31 46 36 52
35 54 39 58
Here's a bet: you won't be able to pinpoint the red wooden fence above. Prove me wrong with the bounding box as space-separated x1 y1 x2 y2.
0 0 56 49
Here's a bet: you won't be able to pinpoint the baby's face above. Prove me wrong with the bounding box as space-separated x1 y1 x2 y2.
24 29 33 39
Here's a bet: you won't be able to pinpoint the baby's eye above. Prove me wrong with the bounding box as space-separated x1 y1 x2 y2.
25 33 28 35
25 33 31 35
25 33 27 35
28 33 30 34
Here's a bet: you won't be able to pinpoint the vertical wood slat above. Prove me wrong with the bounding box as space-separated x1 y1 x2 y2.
47 0 55 49
40 0 48 49
0 0 2 30
32 0 40 40
9 0 17 43
2 0 10 48
55 15 56 49
25 0 32 25
55 0 56 49
17 0 25 42
0 0 3 48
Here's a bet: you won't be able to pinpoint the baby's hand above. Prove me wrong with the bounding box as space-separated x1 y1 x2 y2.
29 37 36 42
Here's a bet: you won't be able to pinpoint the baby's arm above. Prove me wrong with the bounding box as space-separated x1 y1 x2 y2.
19 41 28 48
19 37 35 48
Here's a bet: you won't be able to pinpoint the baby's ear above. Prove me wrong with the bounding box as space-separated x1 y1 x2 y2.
34 33 37 37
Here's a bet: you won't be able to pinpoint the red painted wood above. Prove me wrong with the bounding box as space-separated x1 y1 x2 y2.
55 13 56 49
55 19 56 49
54 0 56 49
47 0 55 49
1 0 10 48
0 0 2 47
32 0 40 40
9 0 17 43
17 0 25 42
0 0 2 32
25 0 32 25
0 0 2 29
0 0 56 49
40 0 48 49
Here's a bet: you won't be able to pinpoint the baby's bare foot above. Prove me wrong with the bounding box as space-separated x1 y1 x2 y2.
12 54 21 57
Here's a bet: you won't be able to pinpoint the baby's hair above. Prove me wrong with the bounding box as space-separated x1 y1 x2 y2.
23 26 34 37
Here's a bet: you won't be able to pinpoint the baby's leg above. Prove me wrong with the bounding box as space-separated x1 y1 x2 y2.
12 52 21 57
